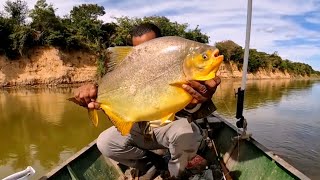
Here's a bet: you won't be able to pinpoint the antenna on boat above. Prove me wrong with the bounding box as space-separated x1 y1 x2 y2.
235 0 252 134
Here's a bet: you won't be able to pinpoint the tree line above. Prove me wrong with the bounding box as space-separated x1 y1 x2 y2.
0 0 318 77
215 40 319 76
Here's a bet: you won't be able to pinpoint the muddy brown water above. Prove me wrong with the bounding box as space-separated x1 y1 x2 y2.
0 79 319 179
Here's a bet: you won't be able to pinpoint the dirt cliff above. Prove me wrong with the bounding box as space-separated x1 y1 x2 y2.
0 47 97 87
0 47 310 87
217 62 291 79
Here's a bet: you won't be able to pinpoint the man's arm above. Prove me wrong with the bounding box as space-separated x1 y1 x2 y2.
182 100 217 120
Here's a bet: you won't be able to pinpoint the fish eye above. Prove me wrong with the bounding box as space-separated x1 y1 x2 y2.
202 53 208 60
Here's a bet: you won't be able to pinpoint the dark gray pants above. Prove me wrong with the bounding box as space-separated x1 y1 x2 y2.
96 118 203 177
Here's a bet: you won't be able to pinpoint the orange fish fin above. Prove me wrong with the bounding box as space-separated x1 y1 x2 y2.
88 109 99 127
160 113 175 125
100 104 133 136
107 46 133 72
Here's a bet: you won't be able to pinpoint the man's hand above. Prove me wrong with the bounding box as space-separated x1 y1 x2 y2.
73 83 100 109
182 76 221 109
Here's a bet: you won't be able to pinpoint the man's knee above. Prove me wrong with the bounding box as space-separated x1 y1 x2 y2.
170 123 203 148
96 126 127 159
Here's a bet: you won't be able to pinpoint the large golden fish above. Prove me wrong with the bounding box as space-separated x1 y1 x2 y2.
75 36 223 136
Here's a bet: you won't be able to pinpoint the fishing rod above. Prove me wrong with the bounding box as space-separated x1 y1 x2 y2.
235 0 252 132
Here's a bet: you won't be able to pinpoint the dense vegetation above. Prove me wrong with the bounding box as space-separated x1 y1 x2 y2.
0 0 318 77
215 40 319 76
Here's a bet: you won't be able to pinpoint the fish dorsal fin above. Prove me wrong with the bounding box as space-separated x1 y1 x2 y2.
107 46 133 72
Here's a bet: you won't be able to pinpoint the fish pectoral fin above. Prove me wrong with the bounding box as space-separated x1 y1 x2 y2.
88 109 99 127
107 46 133 72
160 113 175 125
68 97 99 127
100 104 133 136
169 81 187 88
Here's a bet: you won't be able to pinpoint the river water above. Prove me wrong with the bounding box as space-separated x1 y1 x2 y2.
0 79 319 179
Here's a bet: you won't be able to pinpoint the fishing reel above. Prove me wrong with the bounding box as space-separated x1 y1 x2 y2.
236 116 246 129
234 87 252 141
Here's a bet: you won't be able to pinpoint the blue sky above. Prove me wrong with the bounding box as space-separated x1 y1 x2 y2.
1 0 320 70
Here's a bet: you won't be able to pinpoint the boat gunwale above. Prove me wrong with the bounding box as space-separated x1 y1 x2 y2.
213 113 310 180
40 139 124 179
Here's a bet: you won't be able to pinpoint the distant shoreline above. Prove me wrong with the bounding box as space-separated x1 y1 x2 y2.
2 77 319 89
1 47 319 88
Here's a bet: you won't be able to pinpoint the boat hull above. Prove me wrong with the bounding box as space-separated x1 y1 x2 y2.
208 114 309 180
40 141 122 180
40 113 310 180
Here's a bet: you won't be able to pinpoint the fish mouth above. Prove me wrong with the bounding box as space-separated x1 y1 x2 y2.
211 49 224 69
213 48 220 57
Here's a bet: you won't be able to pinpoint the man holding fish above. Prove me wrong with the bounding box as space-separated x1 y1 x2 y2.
73 23 222 179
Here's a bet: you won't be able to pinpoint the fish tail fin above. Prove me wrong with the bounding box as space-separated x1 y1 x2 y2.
88 109 99 127
100 104 133 136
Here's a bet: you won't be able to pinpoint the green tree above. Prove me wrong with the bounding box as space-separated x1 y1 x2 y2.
29 0 64 47
100 22 118 48
140 16 209 43
69 4 106 51
68 4 113 77
1 0 31 58
111 16 136 46
70 4 105 23
184 25 209 44
111 16 209 46
248 49 261 73
9 25 35 55
0 16 14 56
142 16 187 38
215 40 243 62
268 52 282 71
0 0 318 76
279 60 288 72
4 0 28 25
111 16 135 46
